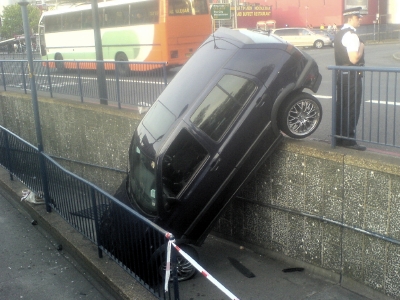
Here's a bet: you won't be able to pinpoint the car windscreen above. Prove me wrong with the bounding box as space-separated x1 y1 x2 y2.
129 137 158 215
142 101 176 141
162 129 208 198
190 74 257 141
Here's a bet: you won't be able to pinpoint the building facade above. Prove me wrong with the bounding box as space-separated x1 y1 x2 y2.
212 0 398 29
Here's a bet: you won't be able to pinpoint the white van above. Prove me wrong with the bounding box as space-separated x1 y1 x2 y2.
271 27 332 49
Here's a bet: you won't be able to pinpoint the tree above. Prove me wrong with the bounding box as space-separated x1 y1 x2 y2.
0 4 41 39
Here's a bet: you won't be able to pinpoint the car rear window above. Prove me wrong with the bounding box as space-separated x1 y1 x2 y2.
190 74 257 141
274 29 299 36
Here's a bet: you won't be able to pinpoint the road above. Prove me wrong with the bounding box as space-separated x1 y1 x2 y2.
1 42 399 152
0 186 118 300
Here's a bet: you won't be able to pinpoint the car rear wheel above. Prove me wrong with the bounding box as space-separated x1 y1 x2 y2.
314 40 324 49
156 244 199 282
278 92 322 138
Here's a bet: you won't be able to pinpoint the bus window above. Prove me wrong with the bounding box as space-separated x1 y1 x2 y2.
103 5 129 27
64 12 82 31
130 2 159 25
82 11 92 29
169 0 208 16
193 0 208 15
169 0 191 15
45 15 62 33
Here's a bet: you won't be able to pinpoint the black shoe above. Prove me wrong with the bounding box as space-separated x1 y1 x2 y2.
341 143 366 151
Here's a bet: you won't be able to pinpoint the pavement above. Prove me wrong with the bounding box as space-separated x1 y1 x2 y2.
1 166 389 300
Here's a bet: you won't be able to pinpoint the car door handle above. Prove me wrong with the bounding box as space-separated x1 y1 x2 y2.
210 157 221 172
256 96 265 107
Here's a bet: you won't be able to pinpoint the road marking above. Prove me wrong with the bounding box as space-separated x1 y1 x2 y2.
316 95 400 106
365 100 400 106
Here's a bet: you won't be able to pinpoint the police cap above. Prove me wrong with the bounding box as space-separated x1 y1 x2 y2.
343 7 363 17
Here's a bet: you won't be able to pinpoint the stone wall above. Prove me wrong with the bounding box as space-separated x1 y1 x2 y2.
0 92 141 193
1 92 400 299
215 139 400 300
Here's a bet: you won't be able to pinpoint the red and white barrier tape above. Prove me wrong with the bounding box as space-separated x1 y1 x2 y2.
164 233 240 300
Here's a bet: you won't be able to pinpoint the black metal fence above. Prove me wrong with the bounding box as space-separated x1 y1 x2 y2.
329 65 400 149
358 23 400 43
0 59 168 108
0 125 180 299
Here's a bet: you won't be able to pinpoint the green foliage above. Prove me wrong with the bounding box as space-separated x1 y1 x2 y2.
0 4 41 39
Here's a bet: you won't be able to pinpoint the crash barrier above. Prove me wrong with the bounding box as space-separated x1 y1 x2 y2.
0 125 178 299
0 59 167 108
0 125 241 300
329 65 400 149
357 23 400 42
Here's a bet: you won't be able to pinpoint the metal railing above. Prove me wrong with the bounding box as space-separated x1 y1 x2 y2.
0 125 179 299
0 59 168 108
329 65 400 149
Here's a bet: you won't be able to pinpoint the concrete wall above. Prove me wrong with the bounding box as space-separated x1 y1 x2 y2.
214 140 400 299
0 92 141 194
1 92 399 299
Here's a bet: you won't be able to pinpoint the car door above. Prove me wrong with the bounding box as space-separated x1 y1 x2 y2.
300 28 313 47
159 72 270 238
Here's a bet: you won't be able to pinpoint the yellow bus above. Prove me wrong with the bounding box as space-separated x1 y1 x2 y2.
38 0 211 75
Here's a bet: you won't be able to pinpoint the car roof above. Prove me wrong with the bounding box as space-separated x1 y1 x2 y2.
272 27 310 30
214 27 287 47
151 27 293 131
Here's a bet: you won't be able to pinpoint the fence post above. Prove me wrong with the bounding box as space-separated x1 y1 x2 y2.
77 62 84 103
331 69 337 148
39 153 52 212
166 234 180 300
1 128 14 181
171 247 180 300
163 63 168 89
0 61 6 91
45 61 53 98
91 187 103 258
115 65 121 109
21 61 27 94
19 0 52 213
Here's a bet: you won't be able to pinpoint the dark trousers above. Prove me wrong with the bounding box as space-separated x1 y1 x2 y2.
336 71 362 144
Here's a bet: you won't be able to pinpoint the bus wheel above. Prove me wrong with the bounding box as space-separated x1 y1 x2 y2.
115 52 130 77
55 53 65 73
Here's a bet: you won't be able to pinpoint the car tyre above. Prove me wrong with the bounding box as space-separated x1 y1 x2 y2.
314 40 324 49
278 92 322 139
154 243 199 282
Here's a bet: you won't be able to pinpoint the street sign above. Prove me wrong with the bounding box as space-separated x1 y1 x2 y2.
211 3 231 20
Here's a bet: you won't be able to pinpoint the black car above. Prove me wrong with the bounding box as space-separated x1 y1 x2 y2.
107 27 322 280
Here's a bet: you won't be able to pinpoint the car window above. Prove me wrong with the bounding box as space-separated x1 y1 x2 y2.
162 129 208 198
142 101 176 140
190 74 257 141
275 29 299 36
300 29 310 36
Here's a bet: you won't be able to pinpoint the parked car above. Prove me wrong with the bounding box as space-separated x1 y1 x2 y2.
104 27 323 281
310 29 335 47
271 27 332 49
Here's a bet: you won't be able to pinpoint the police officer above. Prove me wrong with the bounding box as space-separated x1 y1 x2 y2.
334 7 366 151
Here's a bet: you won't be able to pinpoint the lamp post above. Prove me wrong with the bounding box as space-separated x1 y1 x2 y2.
305 5 309 28
18 0 51 212
91 0 108 105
